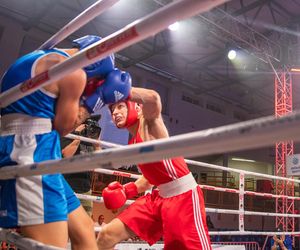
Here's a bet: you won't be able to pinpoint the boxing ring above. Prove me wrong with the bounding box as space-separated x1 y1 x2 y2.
0 0 299 249
1 114 300 250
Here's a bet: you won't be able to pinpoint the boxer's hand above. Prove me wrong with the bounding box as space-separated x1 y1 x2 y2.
73 35 115 78
83 69 132 113
102 181 138 210
101 69 132 104
102 182 126 210
123 182 139 199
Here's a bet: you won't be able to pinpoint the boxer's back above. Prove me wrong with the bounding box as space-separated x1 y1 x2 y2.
1 49 69 119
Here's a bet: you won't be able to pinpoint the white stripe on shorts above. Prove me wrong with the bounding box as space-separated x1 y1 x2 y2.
11 135 44 225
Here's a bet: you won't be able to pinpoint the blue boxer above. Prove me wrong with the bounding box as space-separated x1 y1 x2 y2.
0 49 80 228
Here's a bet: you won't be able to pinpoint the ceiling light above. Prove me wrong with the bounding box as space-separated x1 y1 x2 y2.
228 49 237 60
231 157 256 163
291 68 300 72
168 22 179 31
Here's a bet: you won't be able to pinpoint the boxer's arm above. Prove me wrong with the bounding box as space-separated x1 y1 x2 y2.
130 87 169 139
130 87 162 120
34 53 87 136
134 175 153 193
54 68 86 136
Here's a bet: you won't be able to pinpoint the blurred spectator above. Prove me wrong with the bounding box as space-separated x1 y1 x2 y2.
94 214 106 238
206 215 215 230
270 228 292 250
94 214 106 227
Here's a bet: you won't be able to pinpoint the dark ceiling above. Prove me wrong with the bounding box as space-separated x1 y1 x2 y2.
1 0 300 118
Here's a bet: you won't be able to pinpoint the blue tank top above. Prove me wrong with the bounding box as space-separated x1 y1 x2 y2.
1 49 69 119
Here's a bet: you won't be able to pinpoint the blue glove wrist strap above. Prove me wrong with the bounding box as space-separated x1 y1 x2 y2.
83 92 104 113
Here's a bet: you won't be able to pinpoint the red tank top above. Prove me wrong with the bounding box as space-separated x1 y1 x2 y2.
129 131 190 186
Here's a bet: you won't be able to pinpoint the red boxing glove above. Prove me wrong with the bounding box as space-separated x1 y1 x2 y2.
102 181 138 210
102 181 126 210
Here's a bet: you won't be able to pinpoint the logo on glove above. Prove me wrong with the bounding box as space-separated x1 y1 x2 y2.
114 90 125 102
93 97 104 112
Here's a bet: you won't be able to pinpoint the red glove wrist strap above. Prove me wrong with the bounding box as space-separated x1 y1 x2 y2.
124 182 138 199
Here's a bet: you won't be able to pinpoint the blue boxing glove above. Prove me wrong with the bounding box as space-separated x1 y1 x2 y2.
83 69 132 113
72 35 115 79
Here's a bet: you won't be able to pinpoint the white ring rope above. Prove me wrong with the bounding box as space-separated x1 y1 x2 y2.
82 168 300 218
186 159 300 183
0 111 299 179
75 190 300 219
93 167 300 201
71 135 300 184
68 134 300 200
76 193 134 205
200 184 300 201
0 0 230 108
204 208 300 218
93 168 140 179
66 133 121 148
73 191 300 236
209 231 300 236
0 229 64 250
38 0 120 50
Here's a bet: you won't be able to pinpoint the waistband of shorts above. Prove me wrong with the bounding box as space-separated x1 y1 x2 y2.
158 173 197 198
1 113 52 135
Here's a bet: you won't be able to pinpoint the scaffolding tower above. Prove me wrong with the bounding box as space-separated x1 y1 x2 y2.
275 66 294 231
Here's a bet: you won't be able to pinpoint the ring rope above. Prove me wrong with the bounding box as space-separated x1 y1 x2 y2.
186 159 300 183
38 0 120 50
0 111 299 180
0 229 65 250
66 133 121 148
79 160 300 223
75 193 134 205
83 137 300 184
75 191 300 219
0 0 230 108
76 160 300 219
209 231 300 236
92 167 300 200
73 193 300 236
93 168 140 179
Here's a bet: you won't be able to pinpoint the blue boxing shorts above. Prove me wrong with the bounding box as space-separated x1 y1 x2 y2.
0 130 80 228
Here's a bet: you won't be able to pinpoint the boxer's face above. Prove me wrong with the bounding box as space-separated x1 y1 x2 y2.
110 101 128 128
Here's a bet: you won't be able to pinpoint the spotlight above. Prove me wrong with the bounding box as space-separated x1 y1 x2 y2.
228 49 237 60
168 22 179 31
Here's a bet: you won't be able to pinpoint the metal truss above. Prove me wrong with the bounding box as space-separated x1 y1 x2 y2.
197 7 281 64
275 66 294 232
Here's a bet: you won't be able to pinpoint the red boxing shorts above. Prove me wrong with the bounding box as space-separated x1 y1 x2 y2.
118 185 211 250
